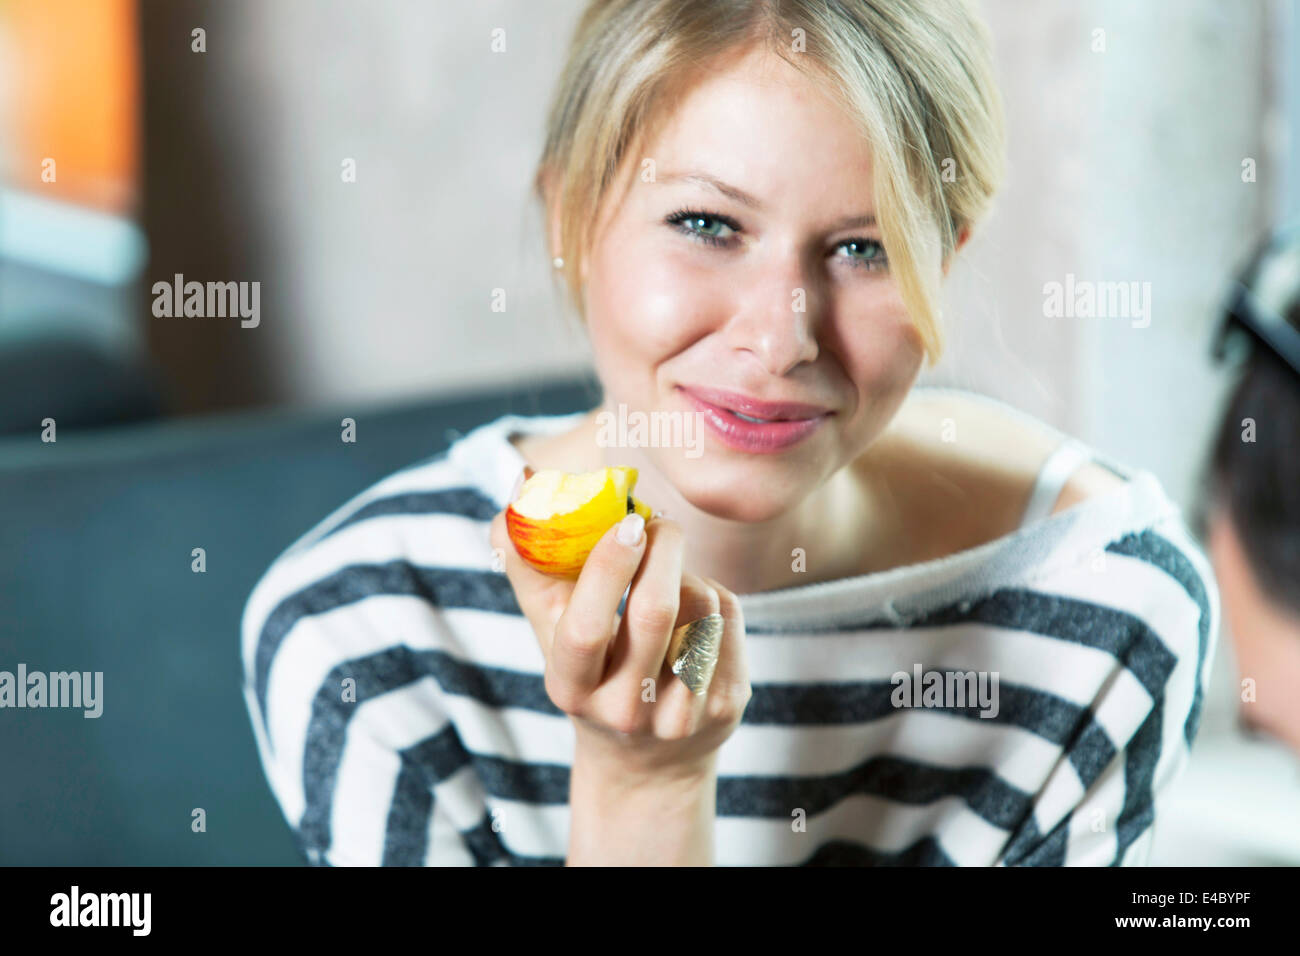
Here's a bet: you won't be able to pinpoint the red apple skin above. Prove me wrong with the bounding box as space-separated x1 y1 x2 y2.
504 506 593 579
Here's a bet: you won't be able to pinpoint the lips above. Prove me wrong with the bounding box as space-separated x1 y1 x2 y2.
676 385 832 453
677 386 831 422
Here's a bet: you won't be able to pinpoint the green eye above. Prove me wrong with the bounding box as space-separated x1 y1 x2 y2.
666 209 740 247
683 215 731 238
837 238 887 268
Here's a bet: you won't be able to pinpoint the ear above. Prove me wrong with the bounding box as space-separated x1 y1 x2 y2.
941 224 972 278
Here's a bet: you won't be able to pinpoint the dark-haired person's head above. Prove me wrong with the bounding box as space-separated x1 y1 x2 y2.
1204 229 1300 757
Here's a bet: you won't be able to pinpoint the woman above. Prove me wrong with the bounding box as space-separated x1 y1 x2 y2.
241 0 1217 866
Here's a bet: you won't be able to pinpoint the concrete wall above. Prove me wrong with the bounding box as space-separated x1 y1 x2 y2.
151 0 593 410
935 0 1278 508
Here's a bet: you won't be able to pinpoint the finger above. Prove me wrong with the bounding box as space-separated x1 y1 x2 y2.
609 570 718 688
548 511 649 700
490 507 576 658
698 575 748 702
648 573 730 726
609 518 686 688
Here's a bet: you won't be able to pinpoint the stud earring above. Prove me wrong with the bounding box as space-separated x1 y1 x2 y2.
552 257 564 269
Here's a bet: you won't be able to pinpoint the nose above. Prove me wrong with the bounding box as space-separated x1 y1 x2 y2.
722 253 822 377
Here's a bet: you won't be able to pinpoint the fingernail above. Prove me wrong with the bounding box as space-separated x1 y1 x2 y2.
616 512 645 546
651 509 665 520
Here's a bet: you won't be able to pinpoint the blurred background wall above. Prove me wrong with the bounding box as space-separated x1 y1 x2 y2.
137 0 592 413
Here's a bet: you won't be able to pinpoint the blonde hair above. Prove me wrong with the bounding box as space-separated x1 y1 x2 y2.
534 0 1005 364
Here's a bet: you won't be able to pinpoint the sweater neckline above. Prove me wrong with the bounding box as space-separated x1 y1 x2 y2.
448 404 1180 630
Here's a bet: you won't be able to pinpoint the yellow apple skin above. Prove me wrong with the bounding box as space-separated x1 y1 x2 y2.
506 467 654 579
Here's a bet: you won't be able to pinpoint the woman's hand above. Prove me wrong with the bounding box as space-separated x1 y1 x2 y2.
489 507 750 780
489 503 751 864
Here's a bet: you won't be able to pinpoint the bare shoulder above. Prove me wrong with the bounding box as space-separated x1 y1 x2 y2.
1049 457 1129 514
909 389 1127 511
862 389 1128 553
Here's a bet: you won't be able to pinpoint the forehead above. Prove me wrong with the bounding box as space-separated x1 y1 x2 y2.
638 45 875 202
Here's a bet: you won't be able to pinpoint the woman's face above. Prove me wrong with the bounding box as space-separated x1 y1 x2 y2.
578 44 932 523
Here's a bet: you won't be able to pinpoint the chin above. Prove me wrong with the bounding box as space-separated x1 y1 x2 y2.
672 467 806 524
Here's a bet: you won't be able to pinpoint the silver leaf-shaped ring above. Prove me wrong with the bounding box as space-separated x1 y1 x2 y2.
666 613 723 695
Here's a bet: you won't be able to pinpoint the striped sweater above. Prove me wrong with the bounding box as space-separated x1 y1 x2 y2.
240 403 1219 866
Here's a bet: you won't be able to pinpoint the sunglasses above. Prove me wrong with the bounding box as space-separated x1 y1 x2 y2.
1212 226 1300 375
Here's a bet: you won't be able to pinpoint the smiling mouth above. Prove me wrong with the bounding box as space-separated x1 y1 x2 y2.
725 408 815 423
676 385 833 422
675 385 832 454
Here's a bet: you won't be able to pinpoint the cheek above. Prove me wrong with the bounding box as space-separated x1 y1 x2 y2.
584 233 721 379
836 286 925 396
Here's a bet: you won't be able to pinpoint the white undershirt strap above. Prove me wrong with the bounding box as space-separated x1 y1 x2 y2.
1019 438 1093 529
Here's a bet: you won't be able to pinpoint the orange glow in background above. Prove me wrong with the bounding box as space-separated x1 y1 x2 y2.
1 0 139 214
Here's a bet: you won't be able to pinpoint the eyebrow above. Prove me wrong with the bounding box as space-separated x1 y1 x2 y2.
656 170 877 231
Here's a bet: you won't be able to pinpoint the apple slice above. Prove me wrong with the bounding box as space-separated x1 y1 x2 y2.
506 466 654 578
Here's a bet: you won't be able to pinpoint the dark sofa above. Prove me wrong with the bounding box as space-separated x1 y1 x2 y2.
0 375 599 864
